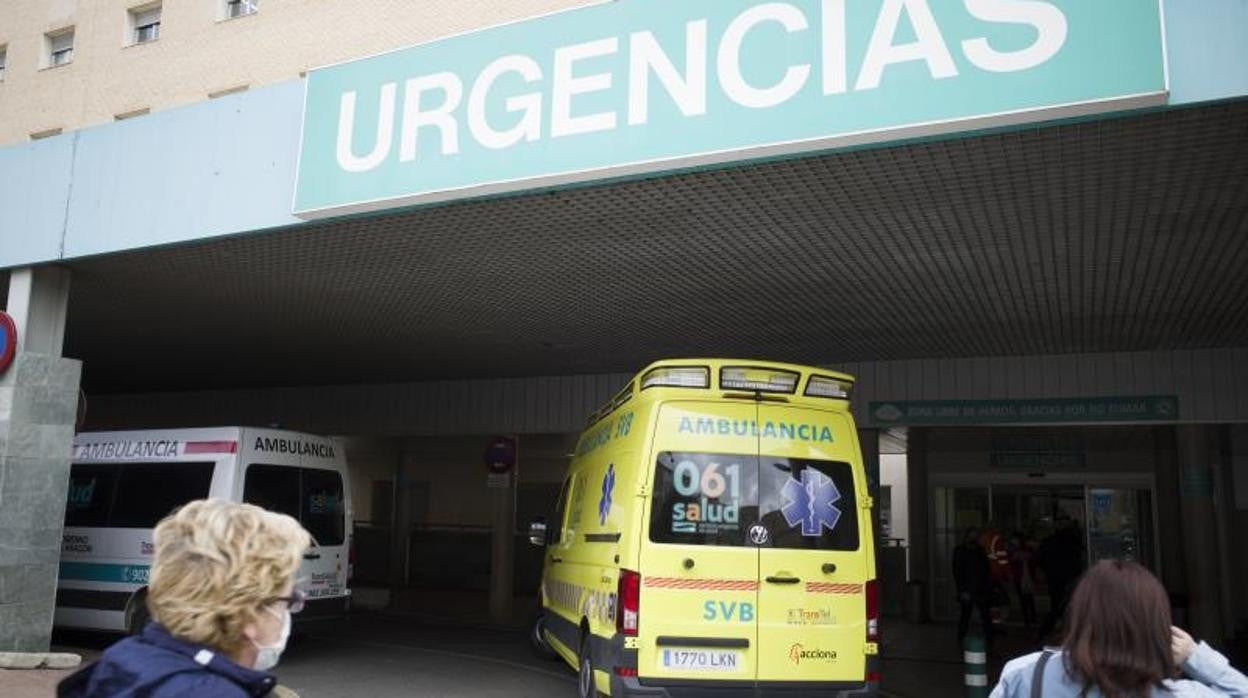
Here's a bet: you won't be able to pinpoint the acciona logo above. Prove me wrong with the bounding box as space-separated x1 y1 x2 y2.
789 643 837 665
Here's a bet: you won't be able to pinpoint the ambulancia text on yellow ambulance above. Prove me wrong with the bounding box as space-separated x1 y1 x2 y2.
530 359 879 697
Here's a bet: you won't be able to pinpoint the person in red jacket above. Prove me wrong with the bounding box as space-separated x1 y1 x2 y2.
980 521 1012 624
981 521 1012 583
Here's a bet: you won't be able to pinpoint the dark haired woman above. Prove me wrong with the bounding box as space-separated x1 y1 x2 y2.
991 560 1248 697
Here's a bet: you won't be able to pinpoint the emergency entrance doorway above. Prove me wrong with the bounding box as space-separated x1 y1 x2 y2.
928 475 1158 621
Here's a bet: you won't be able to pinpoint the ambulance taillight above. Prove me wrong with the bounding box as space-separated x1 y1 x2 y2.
347 533 355 582
617 569 641 636
865 579 879 643
866 578 881 682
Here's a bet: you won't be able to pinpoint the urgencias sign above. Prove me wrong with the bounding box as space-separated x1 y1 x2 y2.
294 0 1166 218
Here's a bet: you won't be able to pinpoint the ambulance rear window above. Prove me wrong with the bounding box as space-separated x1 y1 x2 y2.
64 462 214 529
111 463 215 529
244 465 345 546
649 452 859 550
757 457 860 551
649 452 758 547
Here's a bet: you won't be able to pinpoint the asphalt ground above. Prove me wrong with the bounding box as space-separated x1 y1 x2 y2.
278 615 576 697
11 612 963 698
33 611 1243 698
25 615 575 698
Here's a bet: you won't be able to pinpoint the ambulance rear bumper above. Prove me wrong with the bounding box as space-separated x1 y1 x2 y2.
611 639 879 696
614 677 878 697
296 593 350 622
616 679 878 698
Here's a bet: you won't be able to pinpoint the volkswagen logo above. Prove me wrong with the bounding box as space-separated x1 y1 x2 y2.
748 524 770 546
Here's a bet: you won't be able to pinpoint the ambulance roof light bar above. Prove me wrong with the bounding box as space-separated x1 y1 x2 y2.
640 366 710 390
720 366 800 394
805 374 853 400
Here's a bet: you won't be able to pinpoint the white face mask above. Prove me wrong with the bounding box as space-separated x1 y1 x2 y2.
251 607 291 671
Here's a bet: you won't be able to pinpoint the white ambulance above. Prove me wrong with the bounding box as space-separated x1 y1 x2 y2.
57 427 353 633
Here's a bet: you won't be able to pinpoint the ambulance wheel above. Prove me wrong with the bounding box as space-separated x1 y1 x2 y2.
529 610 559 661
578 635 604 698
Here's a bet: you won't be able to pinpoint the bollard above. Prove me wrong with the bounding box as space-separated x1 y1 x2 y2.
964 634 988 698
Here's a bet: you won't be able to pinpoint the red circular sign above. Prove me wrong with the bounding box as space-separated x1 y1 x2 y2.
0 312 16 377
485 436 517 474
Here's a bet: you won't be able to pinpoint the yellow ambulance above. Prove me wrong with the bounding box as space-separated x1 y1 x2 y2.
529 359 879 697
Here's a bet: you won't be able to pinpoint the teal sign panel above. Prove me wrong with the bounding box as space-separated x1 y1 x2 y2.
869 395 1180 426
59 562 151 585
294 0 1166 218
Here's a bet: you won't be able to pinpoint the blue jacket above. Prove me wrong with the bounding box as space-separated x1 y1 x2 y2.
58 622 278 698
991 642 1248 697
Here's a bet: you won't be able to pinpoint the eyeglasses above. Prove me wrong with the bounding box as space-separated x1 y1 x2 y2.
271 588 307 614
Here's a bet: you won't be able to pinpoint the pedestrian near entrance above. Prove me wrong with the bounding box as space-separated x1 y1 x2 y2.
982 521 1013 625
58 499 311 698
990 560 1248 697
954 527 995 653
1008 531 1038 629
982 522 1013 585
1036 515 1085 642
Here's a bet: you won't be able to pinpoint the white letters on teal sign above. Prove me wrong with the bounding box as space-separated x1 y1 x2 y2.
295 0 1165 218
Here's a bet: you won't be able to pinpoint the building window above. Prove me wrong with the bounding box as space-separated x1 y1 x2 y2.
208 84 247 99
46 29 74 67
225 0 258 19
30 128 63 140
0 46 7 82
115 107 150 120
129 4 162 45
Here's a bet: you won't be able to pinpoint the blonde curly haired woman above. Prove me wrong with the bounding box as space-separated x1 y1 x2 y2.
59 499 311 698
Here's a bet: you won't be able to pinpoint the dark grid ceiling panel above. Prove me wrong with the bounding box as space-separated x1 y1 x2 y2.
65 101 1248 392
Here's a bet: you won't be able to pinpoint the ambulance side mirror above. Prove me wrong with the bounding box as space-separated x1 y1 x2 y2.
528 519 548 547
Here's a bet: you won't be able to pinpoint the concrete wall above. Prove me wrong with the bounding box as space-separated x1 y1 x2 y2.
397 435 568 529
83 348 1248 438
339 433 571 528
1 0 1241 147
0 0 599 146
0 81 306 267
0 354 82 651
1164 0 1248 105
340 436 400 524
1229 424 1248 634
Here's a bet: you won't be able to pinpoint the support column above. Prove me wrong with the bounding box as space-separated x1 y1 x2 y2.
907 428 930 587
390 441 417 592
0 267 80 652
488 448 517 625
1176 425 1225 641
1154 427 1187 595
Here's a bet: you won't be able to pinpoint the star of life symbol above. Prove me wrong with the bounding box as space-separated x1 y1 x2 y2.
781 469 842 537
598 463 615 525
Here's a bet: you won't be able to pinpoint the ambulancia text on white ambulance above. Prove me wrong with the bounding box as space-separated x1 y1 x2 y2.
58 427 353 633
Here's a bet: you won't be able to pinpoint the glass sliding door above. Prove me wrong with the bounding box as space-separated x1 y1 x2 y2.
1086 487 1155 569
930 487 989 620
